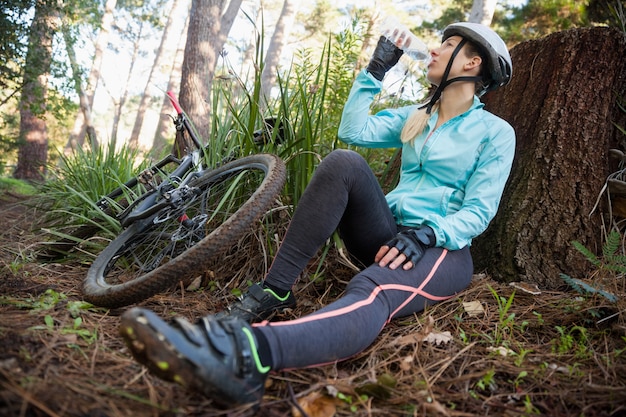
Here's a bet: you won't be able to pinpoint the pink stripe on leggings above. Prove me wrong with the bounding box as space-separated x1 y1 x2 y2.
254 249 452 329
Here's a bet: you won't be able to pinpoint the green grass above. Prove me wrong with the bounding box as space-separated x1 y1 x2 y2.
0 177 38 196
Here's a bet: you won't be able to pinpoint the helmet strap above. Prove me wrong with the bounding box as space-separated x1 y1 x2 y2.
419 38 480 114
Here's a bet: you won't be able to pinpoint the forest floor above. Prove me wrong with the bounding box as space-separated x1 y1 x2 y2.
1 191 625 417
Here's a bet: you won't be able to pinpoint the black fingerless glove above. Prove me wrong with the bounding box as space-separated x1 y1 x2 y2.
366 36 404 81
385 226 436 267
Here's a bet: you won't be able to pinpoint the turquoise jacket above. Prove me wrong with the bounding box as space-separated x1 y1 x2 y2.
338 70 515 250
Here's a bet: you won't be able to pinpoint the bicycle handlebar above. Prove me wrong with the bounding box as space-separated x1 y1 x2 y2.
167 91 184 115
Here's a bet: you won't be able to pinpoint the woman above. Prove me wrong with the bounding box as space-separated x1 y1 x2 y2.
119 22 515 408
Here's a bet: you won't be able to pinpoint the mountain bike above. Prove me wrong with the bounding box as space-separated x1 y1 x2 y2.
48 92 286 308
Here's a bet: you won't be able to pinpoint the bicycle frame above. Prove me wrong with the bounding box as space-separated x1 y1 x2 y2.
95 92 207 229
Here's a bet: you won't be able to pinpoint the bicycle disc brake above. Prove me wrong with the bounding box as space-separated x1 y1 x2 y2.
172 213 208 241
152 185 200 224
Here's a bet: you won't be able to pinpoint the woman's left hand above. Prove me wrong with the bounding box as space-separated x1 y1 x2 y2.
375 226 436 270
375 245 414 270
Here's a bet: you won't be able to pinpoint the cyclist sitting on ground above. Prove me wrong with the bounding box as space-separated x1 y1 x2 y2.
119 21 516 408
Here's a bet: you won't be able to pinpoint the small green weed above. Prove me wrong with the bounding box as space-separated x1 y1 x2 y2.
470 369 497 399
551 325 591 359
487 285 516 346
30 314 97 345
335 391 368 413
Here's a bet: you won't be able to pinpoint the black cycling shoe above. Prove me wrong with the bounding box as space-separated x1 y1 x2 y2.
119 307 269 407
215 283 296 323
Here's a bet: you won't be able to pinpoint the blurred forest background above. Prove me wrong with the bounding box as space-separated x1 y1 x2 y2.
1 0 624 185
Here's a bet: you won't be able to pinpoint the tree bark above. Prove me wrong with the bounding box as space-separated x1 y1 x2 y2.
61 25 98 150
468 0 497 25
14 0 59 182
152 11 189 156
178 0 220 145
176 0 242 154
261 0 297 103
109 20 144 149
472 27 626 289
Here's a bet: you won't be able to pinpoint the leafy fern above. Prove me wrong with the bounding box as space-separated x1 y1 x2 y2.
562 230 623 302
559 273 618 302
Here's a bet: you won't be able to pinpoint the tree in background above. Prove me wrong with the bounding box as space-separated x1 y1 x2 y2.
499 0 591 43
128 0 188 151
176 0 242 150
151 13 188 156
260 0 297 105
0 0 33 173
14 0 60 181
64 0 117 151
469 0 497 24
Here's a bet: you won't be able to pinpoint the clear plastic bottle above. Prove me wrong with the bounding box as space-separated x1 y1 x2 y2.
379 16 429 62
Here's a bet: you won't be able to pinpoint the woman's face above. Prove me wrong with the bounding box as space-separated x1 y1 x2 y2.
426 35 475 86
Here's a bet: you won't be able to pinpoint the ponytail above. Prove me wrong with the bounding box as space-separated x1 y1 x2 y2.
400 101 438 143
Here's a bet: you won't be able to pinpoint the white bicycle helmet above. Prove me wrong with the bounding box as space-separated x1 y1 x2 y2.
421 22 512 113
443 22 513 93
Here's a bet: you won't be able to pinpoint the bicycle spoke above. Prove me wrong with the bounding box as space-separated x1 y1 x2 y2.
84 154 286 308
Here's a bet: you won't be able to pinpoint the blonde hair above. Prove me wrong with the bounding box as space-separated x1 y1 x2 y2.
400 38 487 144
400 101 438 144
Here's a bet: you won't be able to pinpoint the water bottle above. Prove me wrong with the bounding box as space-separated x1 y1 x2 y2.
380 16 429 62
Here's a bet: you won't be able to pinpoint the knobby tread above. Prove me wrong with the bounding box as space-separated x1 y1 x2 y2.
82 154 286 308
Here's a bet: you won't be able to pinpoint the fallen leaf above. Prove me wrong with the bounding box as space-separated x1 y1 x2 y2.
185 276 202 291
487 346 515 356
399 355 413 371
424 330 452 346
462 301 484 317
391 315 437 346
392 333 424 346
355 381 392 400
292 391 338 417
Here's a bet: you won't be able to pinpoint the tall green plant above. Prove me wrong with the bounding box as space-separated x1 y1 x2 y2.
37 144 148 236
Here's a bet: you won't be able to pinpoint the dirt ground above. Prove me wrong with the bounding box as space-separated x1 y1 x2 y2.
1 192 625 417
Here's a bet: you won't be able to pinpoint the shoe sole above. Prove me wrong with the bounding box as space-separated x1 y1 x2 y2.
119 308 263 406
120 308 204 388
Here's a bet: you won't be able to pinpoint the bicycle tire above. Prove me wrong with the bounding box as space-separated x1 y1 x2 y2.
82 154 286 308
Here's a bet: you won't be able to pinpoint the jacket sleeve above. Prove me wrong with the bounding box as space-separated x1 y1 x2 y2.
423 121 516 250
338 70 414 148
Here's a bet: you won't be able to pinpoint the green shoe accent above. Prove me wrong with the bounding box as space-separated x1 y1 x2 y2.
215 283 297 323
242 327 271 374
263 287 291 302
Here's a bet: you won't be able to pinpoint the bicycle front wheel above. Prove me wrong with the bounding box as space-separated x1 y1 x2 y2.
82 154 286 308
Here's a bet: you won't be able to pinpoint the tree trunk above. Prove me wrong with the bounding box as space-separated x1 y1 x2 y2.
110 20 144 149
14 0 59 182
61 25 98 149
64 0 116 151
178 0 224 145
472 27 626 289
176 0 242 154
468 0 497 25
129 0 186 150
153 11 189 156
261 0 297 103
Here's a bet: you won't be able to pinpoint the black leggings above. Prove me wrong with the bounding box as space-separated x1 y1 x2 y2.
253 149 473 370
